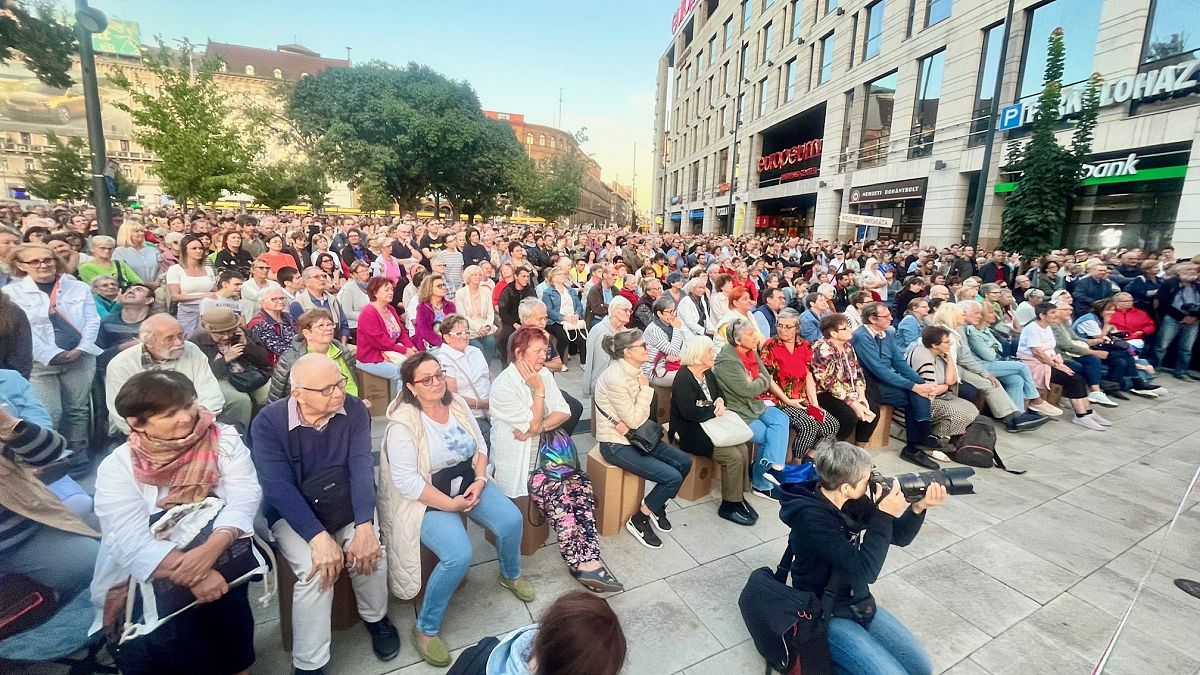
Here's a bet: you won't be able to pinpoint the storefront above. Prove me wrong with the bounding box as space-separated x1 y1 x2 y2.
995 143 1189 250
848 177 928 240
753 103 825 239
687 208 704 234
754 194 817 237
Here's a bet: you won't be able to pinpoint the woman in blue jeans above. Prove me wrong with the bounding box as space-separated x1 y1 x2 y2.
382 352 533 667
593 328 692 550
711 318 791 500
780 441 944 675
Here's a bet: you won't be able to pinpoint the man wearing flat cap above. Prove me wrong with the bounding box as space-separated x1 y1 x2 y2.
191 307 273 426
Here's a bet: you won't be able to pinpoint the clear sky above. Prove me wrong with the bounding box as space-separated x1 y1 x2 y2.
89 0 672 212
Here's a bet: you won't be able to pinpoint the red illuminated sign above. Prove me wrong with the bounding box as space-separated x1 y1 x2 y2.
757 139 823 173
671 0 701 34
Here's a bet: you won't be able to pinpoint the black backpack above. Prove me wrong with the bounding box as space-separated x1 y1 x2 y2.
952 417 1023 474
446 636 500 675
739 545 836 674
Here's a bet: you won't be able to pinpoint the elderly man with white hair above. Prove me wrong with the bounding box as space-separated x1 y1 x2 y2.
250 353 398 674
584 295 635 396
105 313 224 435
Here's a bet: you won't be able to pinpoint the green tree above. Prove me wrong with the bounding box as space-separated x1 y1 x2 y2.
444 117 529 223
24 132 90 202
292 159 332 211
1000 28 1102 257
521 153 585 224
0 2 77 88
243 160 302 210
355 175 395 213
110 170 138 205
109 41 260 206
286 62 497 208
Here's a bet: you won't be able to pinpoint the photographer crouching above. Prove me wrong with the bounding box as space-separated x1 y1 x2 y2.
781 441 946 675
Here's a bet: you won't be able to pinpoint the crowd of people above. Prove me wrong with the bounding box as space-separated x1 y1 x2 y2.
0 199 1195 674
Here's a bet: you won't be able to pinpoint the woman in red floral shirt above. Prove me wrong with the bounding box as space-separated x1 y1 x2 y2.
809 312 879 444
759 308 840 461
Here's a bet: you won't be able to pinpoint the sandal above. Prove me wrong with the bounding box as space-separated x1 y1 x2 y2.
571 566 625 593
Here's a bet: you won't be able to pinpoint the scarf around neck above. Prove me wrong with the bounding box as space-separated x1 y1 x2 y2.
128 408 221 508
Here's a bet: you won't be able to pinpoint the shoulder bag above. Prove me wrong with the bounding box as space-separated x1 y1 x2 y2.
595 405 662 455
528 427 580 484
739 543 837 674
695 375 753 447
287 426 355 533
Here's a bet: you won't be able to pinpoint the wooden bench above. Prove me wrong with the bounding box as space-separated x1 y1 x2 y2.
1044 383 1064 408
652 384 673 424
587 446 645 536
677 454 716 501
277 563 360 651
865 405 895 451
485 495 550 556
356 368 392 417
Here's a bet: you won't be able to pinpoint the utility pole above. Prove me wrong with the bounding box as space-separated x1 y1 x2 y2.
557 88 563 129
631 142 637 229
75 0 113 236
725 42 748 237
968 0 1016 246
345 46 352 65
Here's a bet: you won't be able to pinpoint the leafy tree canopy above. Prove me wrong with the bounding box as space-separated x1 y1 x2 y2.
522 153 585 224
24 131 90 202
109 41 260 206
0 2 76 89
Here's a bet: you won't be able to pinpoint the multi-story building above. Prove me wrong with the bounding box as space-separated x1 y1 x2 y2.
485 110 617 226
0 20 353 209
651 0 1200 253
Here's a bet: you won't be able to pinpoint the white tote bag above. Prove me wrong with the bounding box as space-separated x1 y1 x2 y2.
700 411 754 447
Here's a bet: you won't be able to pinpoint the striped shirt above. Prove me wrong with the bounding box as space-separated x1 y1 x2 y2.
0 421 66 553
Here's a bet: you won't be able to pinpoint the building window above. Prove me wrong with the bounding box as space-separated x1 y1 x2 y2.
864 1 884 60
244 64 255 76
762 22 774 63
724 17 734 49
119 139 129 152
550 137 557 149
19 132 30 145
742 0 753 31
859 71 898 169
737 92 746 125
818 32 835 84
784 58 798 102
848 14 859 68
25 159 34 172
1018 0 1102 100
825 0 838 16
790 0 803 40
905 0 917 38
709 36 718 64
908 49 945 158
539 135 546 146
1133 0 1200 115
273 68 283 79
218 61 227 72
526 133 533 144
300 72 309 78
839 89 855 172
718 106 727 135
969 22 1004 146
758 77 769 117
925 0 950 27
722 62 731 95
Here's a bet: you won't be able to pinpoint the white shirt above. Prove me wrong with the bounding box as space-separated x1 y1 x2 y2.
88 426 261 634
105 343 226 434
1017 321 1056 357
386 411 485 501
488 364 570 498
435 344 492 418
165 265 215 305
2 274 102 365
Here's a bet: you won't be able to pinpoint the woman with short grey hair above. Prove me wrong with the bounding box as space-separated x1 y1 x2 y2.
643 295 685 386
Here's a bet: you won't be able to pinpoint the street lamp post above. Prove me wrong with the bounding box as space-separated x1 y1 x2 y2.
725 42 748 237
75 0 114 236
967 0 1016 246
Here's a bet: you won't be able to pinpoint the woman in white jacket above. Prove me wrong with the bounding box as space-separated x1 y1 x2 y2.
677 277 713 338
89 370 262 675
2 243 101 451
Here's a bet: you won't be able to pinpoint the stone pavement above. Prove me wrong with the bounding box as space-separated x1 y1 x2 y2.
240 365 1200 675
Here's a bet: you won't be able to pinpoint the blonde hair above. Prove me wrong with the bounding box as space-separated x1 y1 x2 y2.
930 301 964 329
115 220 143 247
680 335 714 366
418 272 445 303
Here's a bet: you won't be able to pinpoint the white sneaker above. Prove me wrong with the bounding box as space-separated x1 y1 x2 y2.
1088 391 1119 408
1090 411 1112 427
1030 401 1064 417
927 449 952 462
1129 388 1159 398
1072 414 1107 431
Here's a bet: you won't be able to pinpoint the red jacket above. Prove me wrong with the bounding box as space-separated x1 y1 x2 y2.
355 303 414 364
1110 307 1156 339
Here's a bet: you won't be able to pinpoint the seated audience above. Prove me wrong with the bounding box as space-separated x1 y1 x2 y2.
269 309 359 402
192 308 273 426
0 290 33 378
97 283 154 371
355 276 416 394
250 354 399 674
456 264 498 363
584 296 634 396
894 297 930 349
759 308 840 460
90 275 121 318
1073 298 1161 398
593 329 691 549
543 266 587 368
643 295 686 386
670 336 757 526
90 371 262 675
1017 303 1111 431
435 314 492 440
290 266 350 342
246 287 299 367
1109 291 1155 352
799 291 832 343
379 352 532 667
811 313 879 444
904 325 983 442
337 261 373 336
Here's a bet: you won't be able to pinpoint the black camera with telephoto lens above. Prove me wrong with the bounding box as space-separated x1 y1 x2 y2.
869 467 976 503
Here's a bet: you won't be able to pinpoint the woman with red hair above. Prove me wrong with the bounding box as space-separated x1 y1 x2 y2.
355 276 415 393
714 286 764 349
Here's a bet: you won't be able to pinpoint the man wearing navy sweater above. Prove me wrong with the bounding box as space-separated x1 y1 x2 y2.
250 354 399 675
850 303 943 469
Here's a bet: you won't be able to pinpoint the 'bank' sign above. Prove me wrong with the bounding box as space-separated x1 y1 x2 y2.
997 59 1199 130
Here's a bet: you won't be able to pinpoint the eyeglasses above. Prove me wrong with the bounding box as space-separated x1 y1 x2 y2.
446 330 470 337
19 258 56 267
778 322 799 330
413 369 448 387
310 322 336 331
630 342 647 349
297 376 348 397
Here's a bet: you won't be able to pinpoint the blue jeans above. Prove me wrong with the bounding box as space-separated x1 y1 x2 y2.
417 482 522 635
599 438 691 514
0 523 98 602
1065 355 1103 387
829 605 932 675
872 380 932 445
470 333 498 364
985 360 1039 410
1156 315 1199 374
748 405 790 490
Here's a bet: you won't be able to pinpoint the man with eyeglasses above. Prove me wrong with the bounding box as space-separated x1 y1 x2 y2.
290 267 350 341
251 354 399 674
105 314 225 436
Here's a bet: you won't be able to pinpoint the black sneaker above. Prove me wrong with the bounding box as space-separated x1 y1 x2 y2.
718 501 756 526
365 617 401 661
648 508 673 533
1109 390 1130 400
751 486 780 502
764 465 786 486
625 513 662 549
740 500 759 520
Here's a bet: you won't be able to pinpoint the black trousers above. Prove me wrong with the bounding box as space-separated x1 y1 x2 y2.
818 392 879 444
562 388 583 436
547 323 587 363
